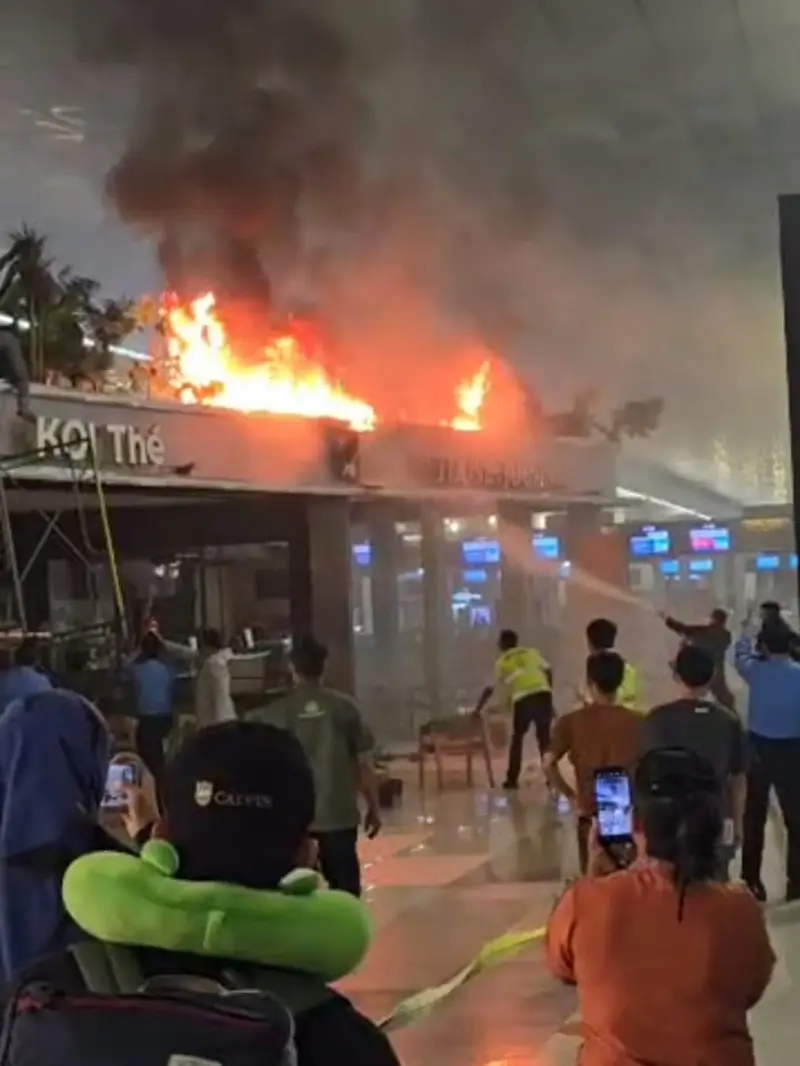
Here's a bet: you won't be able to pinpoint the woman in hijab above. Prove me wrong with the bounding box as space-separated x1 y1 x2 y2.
0 689 118 980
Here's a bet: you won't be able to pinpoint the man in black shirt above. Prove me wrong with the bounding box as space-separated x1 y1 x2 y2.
758 601 800 660
640 644 747 880
659 607 734 708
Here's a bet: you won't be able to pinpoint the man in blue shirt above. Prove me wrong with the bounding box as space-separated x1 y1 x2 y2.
129 631 177 788
0 639 51 714
735 620 800 901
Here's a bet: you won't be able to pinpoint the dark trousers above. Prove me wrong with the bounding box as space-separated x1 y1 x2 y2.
741 734 800 897
315 828 361 897
577 815 592 875
505 691 554 786
136 715 173 791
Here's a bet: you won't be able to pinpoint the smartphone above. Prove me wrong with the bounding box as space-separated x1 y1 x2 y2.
593 767 634 844
101 761 141 812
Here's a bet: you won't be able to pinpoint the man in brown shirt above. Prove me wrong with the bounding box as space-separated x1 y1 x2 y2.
545 651 642 872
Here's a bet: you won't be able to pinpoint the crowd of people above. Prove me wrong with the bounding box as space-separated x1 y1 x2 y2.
0 627 394 1066
0 595 795 1066
470 600 800 1065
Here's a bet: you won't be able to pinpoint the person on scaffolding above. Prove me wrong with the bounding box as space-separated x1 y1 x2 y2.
473 628 553 790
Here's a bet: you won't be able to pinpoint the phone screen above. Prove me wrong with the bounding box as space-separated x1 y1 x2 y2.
594 768 634 843
101 761 140 811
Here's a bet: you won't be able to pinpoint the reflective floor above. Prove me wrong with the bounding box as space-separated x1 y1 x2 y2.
341 755 797 1065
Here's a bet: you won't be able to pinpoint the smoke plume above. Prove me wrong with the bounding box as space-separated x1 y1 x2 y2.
67 0 368 305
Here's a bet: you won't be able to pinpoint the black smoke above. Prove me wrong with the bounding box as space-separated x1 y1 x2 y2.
66 0 367 304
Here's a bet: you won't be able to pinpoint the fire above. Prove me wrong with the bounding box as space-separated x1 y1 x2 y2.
163 293 377 431
450 361 491 431
160 292 490 432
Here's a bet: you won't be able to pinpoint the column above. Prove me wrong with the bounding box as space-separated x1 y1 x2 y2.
497 501 533 637
561 504 627 704
366 503 401 735
289 496 354 693
778 195 800 610
420 505 452 718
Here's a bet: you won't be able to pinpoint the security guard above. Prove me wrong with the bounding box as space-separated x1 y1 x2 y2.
474 628 553 789
585 617 644 714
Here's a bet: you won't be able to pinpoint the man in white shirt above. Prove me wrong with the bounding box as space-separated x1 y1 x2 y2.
195 629 237 728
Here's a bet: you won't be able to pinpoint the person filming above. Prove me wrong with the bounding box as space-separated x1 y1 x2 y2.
546 748 774 1066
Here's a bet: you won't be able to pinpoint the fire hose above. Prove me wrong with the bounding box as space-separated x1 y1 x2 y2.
377 926 545 1033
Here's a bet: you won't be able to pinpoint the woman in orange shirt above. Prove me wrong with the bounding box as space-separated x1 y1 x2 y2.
546 747 774 1066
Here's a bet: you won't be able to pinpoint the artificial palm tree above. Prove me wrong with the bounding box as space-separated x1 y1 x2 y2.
0 225 58 380
0 228 141 385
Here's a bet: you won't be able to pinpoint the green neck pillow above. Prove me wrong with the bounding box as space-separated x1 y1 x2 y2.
63 839 371 983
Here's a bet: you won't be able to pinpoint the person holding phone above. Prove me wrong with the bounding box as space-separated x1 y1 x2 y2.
253 636 380 897
545 748 775 1066
0 689 139 980
545 652 642 873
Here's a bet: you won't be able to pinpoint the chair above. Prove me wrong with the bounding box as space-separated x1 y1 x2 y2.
418 713 495 790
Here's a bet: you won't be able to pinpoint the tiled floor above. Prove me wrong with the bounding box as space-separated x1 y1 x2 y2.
343 758 799 1065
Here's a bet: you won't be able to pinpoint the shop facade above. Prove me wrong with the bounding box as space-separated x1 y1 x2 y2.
0 385 623 739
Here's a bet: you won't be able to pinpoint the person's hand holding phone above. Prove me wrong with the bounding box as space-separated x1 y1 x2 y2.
109 754 159 843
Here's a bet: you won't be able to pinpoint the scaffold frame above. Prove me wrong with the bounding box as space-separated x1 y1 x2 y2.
0 432 127 646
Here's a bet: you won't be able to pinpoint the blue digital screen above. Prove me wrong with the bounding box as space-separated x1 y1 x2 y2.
532 534 560 560
791 555 799 570
462 539 501 565
689 558 714 573
352 543 371 566
660 559 680 576
689 526 730 553
629 527 670 557
462 569 488 584
756 554 781 571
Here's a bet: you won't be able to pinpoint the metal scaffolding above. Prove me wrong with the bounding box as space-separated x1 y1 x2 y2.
0 433 126 647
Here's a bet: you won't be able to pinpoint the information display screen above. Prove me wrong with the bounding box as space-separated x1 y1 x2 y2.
755 554 781 571
689 558 714 573
462 540 501 565
660 559 680 576
689 527 730 553
629 527 670 557
532 534 560 560
462 569 488 584
352 543 371 566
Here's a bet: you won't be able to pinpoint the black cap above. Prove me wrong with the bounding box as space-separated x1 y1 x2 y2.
162 721 316 889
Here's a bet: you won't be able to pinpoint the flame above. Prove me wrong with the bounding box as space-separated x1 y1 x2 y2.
450 360 491 431
160 291 490 432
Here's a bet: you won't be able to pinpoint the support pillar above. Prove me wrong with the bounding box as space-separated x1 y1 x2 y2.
420 506 452 718
289 497 354 693
778 195 800 610
561 504 627 705
367 503 401 734
497 501 533 637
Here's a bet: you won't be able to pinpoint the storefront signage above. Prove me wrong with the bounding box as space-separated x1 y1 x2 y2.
35 416 166 468
419 456 559 493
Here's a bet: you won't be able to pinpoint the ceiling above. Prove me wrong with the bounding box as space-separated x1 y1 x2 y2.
0 0 798 506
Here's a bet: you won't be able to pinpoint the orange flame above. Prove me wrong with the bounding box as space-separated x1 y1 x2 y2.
450 360 491 431
160 292 490 432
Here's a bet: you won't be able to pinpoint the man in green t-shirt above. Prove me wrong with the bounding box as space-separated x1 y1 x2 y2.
254 636 381 896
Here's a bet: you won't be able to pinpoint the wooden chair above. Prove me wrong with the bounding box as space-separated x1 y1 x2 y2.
418 713 495 791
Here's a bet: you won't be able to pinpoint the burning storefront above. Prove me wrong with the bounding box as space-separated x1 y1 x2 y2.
0 339 620 739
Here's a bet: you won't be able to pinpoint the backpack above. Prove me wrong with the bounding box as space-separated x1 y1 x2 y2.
1 941 333 1066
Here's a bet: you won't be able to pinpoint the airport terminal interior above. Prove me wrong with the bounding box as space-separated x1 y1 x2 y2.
6 0 800 1062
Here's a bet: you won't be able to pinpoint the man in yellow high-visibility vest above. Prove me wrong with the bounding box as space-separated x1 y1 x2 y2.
585 618 644 714
474 628 553 789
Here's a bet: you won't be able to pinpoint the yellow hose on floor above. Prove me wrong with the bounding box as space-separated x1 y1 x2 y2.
378 926 545 1033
